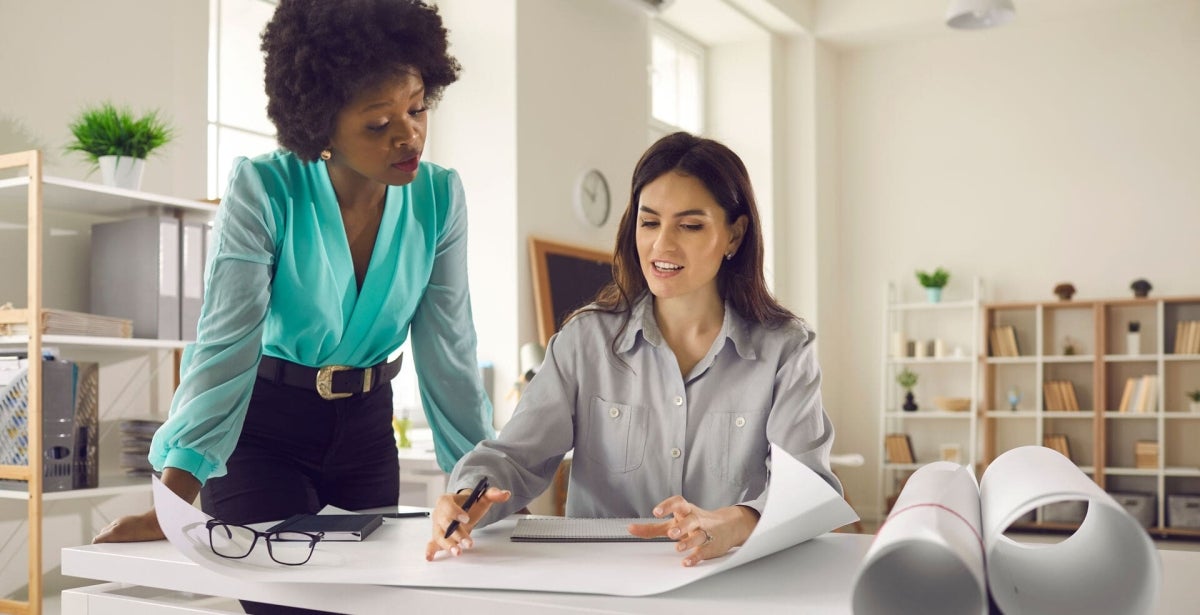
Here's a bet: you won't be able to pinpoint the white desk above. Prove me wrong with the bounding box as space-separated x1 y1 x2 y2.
60 534 1200 614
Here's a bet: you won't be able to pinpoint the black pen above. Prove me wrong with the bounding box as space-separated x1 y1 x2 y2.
381 511 430 518
443 476 489 539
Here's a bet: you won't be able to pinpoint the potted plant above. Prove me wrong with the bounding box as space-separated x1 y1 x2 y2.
65 102 173 190
1187 390 1200 413
915 267 950 303
897 368 919 411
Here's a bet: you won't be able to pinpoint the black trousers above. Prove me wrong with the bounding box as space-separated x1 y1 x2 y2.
201 376 400 615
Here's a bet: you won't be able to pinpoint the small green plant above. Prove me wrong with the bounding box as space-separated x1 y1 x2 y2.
1187 390 1200 403
65 102 173 168
896 368 918 391
915 267 950 289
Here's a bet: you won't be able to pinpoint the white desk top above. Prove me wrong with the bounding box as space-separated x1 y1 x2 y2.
61 534 1200 614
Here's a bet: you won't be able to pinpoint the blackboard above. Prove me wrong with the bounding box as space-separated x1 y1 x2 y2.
529 237 613 345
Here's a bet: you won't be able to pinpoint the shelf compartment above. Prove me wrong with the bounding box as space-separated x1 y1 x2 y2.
0 474 150 501
1043 303 1095 357
1164 421 1200 470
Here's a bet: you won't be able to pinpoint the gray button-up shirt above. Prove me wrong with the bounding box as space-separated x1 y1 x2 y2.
449 294 841 527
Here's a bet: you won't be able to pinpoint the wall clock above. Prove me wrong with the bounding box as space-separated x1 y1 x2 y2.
573 168 610 228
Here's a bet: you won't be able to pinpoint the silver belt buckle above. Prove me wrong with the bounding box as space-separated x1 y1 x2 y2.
316 365 352 400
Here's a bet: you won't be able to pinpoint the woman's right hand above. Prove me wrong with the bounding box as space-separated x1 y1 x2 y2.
92 509 164 543
424 486 510 561
92 467 201 544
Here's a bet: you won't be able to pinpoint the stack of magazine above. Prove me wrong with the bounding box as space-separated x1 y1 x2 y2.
0 307 132 338
119 419 162 476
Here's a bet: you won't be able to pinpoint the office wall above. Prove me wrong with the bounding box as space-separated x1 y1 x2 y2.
437 0 649 426
826 0 1200 518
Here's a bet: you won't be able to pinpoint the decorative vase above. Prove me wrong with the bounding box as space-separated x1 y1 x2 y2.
98 155 146 190
1190 401 1200 414
1127 332 1141 356
902 391 918 412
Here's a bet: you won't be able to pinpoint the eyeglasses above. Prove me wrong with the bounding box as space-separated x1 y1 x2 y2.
206 519 324 566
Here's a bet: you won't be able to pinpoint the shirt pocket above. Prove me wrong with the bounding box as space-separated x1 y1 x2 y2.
705 410 769 483
580 396 647 474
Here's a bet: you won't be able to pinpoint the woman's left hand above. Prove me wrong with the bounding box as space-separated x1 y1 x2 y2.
627 496 760 567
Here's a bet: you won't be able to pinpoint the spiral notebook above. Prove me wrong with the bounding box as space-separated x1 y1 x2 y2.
510 517 673 542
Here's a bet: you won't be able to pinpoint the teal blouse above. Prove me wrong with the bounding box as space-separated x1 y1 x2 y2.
149 150 495 483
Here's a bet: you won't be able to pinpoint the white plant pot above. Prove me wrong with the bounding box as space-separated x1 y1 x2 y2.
1191 400 1200 414
98 155 146 190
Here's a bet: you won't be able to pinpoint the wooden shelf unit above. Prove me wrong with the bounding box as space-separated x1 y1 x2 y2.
980 294 1200 537
0 150 217 615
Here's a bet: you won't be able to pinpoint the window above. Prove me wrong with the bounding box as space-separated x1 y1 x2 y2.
208 0 278 199
650 25 705 138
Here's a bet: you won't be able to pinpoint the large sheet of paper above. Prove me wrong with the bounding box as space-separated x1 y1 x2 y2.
851 446 1160 615
154 443 856 596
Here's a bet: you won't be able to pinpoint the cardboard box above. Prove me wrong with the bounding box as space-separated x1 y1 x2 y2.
1167 494 1200 529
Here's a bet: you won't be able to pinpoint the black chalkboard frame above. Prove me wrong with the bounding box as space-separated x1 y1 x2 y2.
528 236 613 346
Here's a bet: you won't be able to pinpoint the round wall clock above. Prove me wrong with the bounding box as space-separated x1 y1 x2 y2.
573 168 611 227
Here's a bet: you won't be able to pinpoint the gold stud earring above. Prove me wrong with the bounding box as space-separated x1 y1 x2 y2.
320 149 332 161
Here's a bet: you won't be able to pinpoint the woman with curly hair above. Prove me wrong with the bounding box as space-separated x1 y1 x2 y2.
425 133 841 567
94 0 492 564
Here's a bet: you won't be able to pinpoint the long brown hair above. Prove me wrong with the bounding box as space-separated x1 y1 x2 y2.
573 132 797 347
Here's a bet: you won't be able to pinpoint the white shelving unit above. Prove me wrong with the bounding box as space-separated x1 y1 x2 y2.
0 150 217 615
876 277 981 521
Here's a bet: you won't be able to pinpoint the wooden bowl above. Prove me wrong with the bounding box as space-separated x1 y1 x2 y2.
934 396 971 412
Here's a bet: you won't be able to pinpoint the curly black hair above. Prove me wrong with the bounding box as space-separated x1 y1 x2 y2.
261 0 461 161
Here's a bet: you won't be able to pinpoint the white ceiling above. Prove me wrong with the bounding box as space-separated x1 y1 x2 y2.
657 0 1174 48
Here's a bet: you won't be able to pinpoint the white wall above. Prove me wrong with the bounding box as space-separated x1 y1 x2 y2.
0 0 207 196
826 0 1200 518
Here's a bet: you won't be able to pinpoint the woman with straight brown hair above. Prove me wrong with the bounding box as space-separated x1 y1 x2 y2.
426 132 841 567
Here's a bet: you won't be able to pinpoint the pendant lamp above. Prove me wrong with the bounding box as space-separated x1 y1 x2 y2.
946 0 1016 29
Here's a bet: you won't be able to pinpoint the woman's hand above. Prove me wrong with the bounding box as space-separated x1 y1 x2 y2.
93 467 201 544
424 486 511 561
627 496 760 567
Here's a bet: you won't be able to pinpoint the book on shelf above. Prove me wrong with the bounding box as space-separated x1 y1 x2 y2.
851 447 1158 615
1177 320 1200 355
1043 380 1079 411
885 433 915 464
0 307 133 338
1042 434 1071 461
989 325 1020 357
1118 376 1156 413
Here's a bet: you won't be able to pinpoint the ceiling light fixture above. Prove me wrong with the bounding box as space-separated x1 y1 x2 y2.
946 0 1016 30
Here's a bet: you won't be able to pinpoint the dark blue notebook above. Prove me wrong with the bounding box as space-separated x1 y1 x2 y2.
266 513 383 542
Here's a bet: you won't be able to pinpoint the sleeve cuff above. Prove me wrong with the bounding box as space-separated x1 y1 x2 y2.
160 448 218 485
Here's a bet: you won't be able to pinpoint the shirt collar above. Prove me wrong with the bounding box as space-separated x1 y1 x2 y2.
615 293 757 361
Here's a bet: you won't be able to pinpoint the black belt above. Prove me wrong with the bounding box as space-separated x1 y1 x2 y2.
257 354 404 400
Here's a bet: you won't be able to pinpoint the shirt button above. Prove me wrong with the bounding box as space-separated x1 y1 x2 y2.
609 407 621 419
673 396 684 406
670 448 681 458
735 416 746 428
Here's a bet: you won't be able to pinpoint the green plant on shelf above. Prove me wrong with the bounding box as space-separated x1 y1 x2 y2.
896 368 918 391
915 267 950 289
1187 390 1200 402
65 102 174 169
